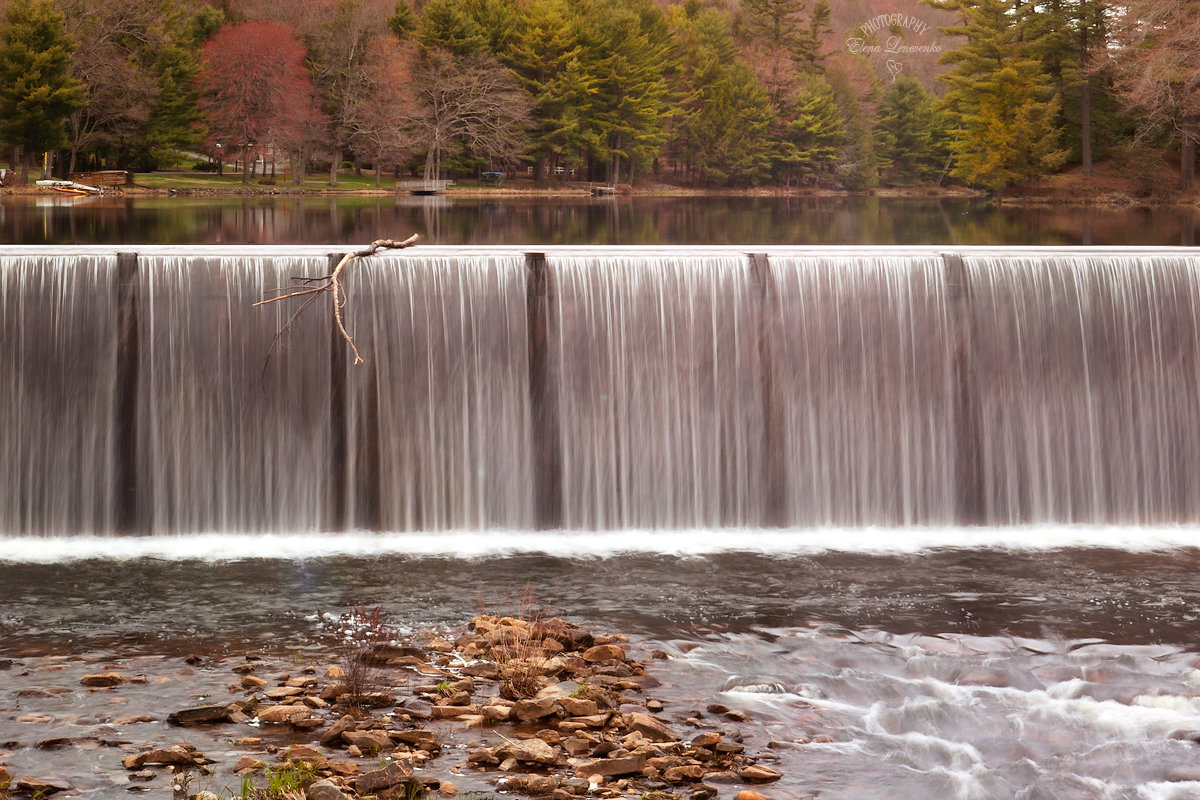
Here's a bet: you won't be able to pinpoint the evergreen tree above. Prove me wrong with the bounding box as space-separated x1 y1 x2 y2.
778 74 842 185
1019 0 1114 175
667 5 775 185
0 0 85 181
934 0 1069 190
416 0 489 55
874 76 948 185
573 0 674 183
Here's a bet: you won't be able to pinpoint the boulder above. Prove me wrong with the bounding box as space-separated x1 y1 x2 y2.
257 705 310 724
342 730 393 752
167 705 234 726
738 764 782 783
15 777 70 795
574 753 647 778
233 755 265 773
513 696 559 722
734 792 773 800
390 730 438 748
582 644 626 663
691 732 721 749
431 704 479 719
319 715 357 746
627 712 680 742
559 697 599 716
264 687 305 699
500 775 558 793
80 673 123 688
355 763 413 795
241 675 268 689
306 779 349 800
495 737 558 765
143 746 198 766
663 764 707 782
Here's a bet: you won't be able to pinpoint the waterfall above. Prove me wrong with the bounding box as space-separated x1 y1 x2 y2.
2 246 1198 534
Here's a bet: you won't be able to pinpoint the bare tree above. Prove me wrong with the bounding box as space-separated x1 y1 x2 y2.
346 40 421 186
1110 0 1200 188
413 49 532 180
59 0 164 172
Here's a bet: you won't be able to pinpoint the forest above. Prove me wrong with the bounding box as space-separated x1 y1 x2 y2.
0 0 1194 193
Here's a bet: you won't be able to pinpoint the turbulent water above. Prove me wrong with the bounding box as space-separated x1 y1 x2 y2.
4 245 1200 798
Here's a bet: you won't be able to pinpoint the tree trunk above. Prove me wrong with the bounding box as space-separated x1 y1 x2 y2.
20 148 34 184
1182 119 1197 191
329 148 340 186
242 154 251 184
1080 78 1093 176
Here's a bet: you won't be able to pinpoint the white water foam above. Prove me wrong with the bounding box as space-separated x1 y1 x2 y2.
2 525 1200 563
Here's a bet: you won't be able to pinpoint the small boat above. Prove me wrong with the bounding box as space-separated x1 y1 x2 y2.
35 179 103 196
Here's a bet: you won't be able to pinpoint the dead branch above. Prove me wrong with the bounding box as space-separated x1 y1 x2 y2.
254 234 419 365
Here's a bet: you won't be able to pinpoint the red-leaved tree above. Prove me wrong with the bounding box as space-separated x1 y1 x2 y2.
199 21 321 184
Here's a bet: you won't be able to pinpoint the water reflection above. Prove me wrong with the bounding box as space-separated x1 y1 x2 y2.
2 194 1198 245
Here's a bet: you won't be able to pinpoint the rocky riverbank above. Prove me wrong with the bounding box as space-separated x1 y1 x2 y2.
0 612 798 800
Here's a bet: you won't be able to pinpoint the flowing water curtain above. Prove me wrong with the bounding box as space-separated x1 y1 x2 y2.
547 254 767 529
139 254 335 533
0 254 119 534
768 254 957 526
966 253 1200 524
344 253 534 531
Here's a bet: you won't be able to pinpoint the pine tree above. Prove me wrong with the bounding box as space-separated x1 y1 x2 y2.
667 5 775 185
874 76 948 185
0 0 85 181
934 0 1069 190
778 74 842 184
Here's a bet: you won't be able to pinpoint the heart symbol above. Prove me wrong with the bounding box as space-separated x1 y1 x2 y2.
887 59 903 82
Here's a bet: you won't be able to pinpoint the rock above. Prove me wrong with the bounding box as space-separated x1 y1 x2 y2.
663 764 706 782
513 696 559 722
113 714 158 725
167 705 233 725
438 780 458 796
15 777 71 795
734 792 773 800
501 774 558 793
496 737 558 765
122 753 148 770
342 730 393 752
430 704 479 719
325 666 347 679
582 644 626 663
738 764 782 783
462 662 500 679
306 779 349 800
283 745 327 765
575 753 647 778
36 737 72 750
234 755 265 772
390 730 438 748
80 673 123 687
562 737 592 756
691 787 719 800
627 712 680 742
264 686 305 699
195 792 220 800
355 762 413 795
257 705 310 724
560 777 591 795
144 745 198 765
128 770 155 783
691 733 721 748
240 675 268 689
320 715 357 746
559 697 599 716
482 704 512 722
320 683 350 701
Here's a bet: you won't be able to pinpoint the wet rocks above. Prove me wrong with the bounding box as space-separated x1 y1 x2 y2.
166 704 236 726
79 673 123 688
354 762 413 795
14 776 70 795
